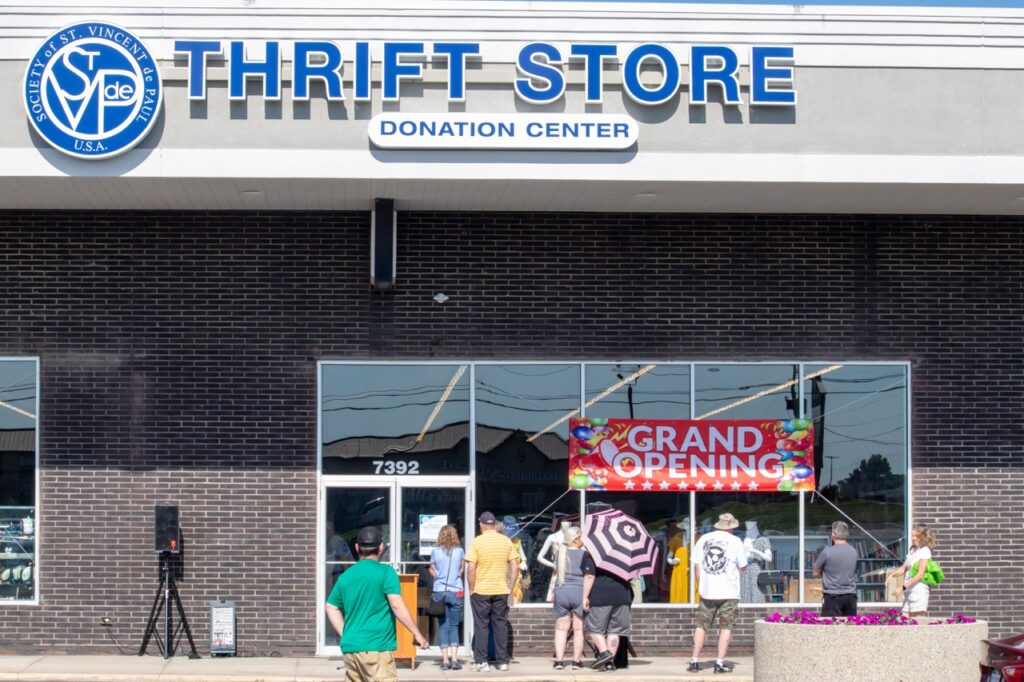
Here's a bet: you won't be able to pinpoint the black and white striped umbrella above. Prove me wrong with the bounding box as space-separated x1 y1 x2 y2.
583 509 659 581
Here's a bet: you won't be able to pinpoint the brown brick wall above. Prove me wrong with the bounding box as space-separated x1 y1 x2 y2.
0 210 1020 654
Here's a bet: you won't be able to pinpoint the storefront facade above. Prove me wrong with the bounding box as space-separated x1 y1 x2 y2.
0 0 1021 656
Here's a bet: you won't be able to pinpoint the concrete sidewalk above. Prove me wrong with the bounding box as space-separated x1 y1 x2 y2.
0 654 755 681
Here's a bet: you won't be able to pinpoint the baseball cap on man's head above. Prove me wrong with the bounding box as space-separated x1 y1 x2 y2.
356 526 383 547
478 511 497 525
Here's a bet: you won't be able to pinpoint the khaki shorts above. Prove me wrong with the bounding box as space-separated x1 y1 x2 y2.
696 598 739 630
343 651 397 682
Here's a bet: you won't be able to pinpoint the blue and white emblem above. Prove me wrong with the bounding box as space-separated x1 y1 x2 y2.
23 22 161 160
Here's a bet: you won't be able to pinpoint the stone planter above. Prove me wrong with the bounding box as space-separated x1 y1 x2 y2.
754 618 988 682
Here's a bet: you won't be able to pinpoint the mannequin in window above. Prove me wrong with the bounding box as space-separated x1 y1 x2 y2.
740 520 773 603
503 515 530 605
666 522 690 603
538 520 573 602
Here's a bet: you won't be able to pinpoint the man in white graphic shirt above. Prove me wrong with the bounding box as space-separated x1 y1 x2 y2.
688 513 748 675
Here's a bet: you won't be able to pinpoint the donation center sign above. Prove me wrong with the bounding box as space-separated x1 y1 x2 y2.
568 418 815 493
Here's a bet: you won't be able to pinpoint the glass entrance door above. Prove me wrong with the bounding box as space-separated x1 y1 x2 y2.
397 483 467 657
318 477 470 656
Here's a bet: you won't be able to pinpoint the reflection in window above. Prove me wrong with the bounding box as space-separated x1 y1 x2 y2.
585 364 690 420
321 364 470 475
0 359 37 602
316 361 911 608
474 364 580 604
694 364 798 420
803 365 908 604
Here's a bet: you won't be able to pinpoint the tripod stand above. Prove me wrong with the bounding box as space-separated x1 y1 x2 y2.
138 551 200 659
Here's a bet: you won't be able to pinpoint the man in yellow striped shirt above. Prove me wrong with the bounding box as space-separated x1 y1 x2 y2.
465 511 519 672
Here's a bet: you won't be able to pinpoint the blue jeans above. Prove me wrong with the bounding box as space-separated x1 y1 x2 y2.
433 591 463 647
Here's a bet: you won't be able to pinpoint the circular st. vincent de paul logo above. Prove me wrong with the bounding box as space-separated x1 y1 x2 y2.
23 22 162 160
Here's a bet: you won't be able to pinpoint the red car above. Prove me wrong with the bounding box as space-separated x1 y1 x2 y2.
981 634 1024 681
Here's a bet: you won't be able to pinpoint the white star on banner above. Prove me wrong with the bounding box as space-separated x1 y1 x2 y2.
659 481 671 490
624 480 635 489
748 482 759 490
696 481 706 490
712 481 724 490
641 480 653 490
676 481 688 490
730 481 742 490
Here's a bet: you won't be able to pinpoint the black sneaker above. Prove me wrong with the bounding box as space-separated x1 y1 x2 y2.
591 651 614 669
687 661 701 673
553 660 564 670
571 661 583 670
714 661 734 674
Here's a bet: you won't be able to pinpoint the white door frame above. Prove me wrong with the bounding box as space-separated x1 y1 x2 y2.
317 475 472 657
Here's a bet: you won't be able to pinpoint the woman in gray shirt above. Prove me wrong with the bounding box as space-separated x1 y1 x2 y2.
551 526 586 670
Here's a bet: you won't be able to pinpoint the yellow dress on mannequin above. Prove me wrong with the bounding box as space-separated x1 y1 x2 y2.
510 537 526 605
669 546 690 603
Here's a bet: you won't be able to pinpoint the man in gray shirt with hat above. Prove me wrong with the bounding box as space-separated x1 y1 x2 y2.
813 521 859 617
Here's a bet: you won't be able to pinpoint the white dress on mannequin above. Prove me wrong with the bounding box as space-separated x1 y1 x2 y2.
538 521 571 602
741 521 773 603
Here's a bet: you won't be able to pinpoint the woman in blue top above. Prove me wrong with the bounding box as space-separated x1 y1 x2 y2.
430 524 465 670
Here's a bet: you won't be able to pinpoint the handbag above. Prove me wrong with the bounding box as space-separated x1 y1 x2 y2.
427 594 446 617
427 547 457 617
922 559 944 587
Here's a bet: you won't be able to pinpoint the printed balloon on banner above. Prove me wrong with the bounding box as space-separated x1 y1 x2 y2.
567 417 815 493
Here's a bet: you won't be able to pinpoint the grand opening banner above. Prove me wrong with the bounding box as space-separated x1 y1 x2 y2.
568 418 815 493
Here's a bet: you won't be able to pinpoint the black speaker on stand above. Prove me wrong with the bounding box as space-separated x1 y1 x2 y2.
139 504 199 659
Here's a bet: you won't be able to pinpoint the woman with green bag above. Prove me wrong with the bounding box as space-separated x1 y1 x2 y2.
884 524 937 618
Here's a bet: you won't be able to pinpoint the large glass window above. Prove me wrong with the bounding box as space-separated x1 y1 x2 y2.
474 364 580 604
694 364 800 604
321 364 470 475
318 361 910 609
0 358 38 603
802 364 908 603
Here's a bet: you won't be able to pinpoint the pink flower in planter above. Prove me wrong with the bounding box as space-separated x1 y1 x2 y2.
763 609 952 627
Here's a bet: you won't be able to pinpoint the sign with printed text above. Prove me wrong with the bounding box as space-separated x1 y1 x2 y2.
23 22 797 161
418 514 447 556
568 418 815 493
24 22 162 159
369 113 638 150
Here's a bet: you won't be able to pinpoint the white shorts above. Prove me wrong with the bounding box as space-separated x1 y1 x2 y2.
902 585 929 613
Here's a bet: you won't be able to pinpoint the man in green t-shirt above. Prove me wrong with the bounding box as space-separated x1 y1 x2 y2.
325 526 427 682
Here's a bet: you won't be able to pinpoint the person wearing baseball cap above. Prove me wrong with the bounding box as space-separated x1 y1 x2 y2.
688 513 748 675
325 525 428 681
465 511 520 672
